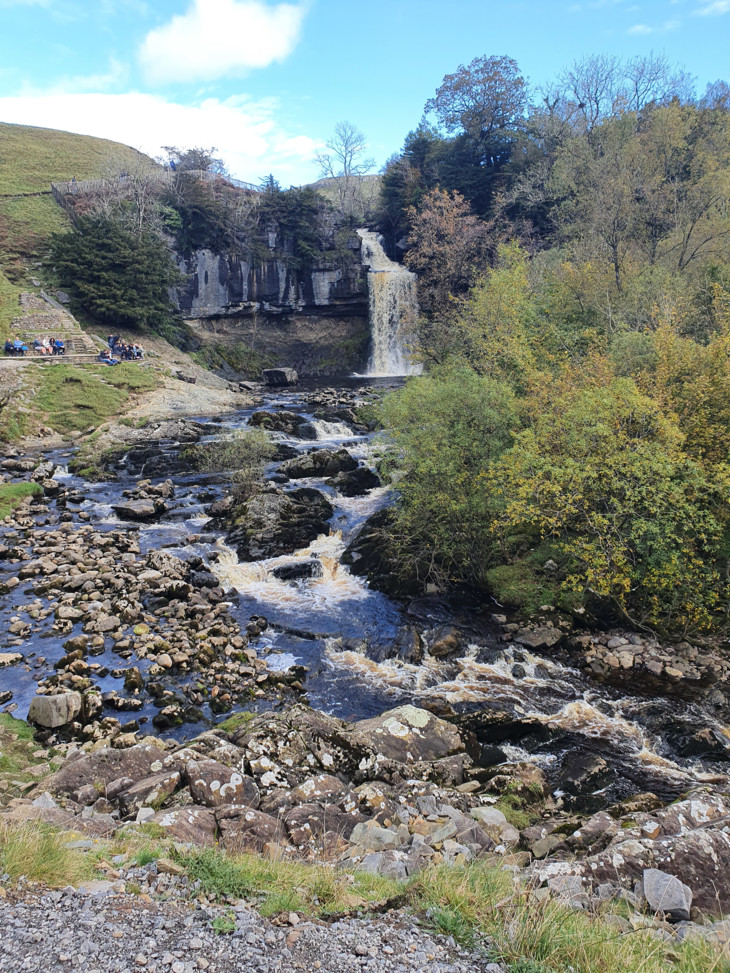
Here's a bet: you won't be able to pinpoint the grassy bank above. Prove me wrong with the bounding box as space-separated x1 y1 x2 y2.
0 482 43 520
0 820 726 973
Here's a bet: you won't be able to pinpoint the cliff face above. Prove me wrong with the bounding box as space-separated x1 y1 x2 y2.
174 242 370 376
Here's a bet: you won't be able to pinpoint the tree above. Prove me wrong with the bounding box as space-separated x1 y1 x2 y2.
315 121 375 218
50 215 180 332
162 146 227 174
404 187 490 323
425 54 528 149
77 154 166 237
489 375 730 632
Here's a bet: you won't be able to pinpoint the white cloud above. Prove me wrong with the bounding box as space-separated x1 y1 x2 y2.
0 91 321 183
138 0 306 84
697 0 730 11
18 58 130 95
628 22 653 32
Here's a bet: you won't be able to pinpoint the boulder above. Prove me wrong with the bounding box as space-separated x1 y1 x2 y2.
230 705 371 786
514 625 563 649
342 509 420 598
117 770 181 817
325 466 381 497
279 448 358 480
111 499 166 521
151 806 217 847
284 802 361 850
216 805 286 853
534 829 730 915
643 868 693 922
28 692 82 729
262 367 298 387
347 705 464 765
250 410 309 436
36 744 163 802
271 559 324 582
289 774 349 805
186 759 260 809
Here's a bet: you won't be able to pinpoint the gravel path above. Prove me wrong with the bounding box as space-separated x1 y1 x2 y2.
0 885 504 973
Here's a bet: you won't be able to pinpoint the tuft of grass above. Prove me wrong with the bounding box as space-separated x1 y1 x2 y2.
132 846 162 867
0 482 43 520
0 824 94 886
406 862 730 973
178 847 405 917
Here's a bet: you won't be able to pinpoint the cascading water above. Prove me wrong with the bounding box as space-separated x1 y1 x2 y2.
358 229 420 376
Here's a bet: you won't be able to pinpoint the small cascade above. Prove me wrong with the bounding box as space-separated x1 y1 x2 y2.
358 229 420 376
311 419 356 440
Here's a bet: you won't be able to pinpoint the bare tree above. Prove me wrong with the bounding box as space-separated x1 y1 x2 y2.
81 153 166 235
315 121 375 217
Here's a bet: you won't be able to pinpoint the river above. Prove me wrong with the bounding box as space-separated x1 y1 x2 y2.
0 378 727 811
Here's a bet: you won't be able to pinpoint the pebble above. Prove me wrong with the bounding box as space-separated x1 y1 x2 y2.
0 885 502 973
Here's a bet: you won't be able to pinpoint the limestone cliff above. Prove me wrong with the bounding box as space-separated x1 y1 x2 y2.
174 239 370 377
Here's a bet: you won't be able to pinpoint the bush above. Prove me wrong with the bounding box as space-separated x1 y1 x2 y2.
378 366 517 585
183 428 274 504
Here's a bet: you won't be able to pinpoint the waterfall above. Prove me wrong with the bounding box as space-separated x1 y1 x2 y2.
358 229 420 376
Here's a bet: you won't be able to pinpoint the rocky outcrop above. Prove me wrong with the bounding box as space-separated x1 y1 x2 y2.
227 487 334 561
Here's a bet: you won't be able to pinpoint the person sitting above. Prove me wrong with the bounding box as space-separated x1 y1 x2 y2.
4 339 14 356
98 348 119 366
13 339 28 356
33 337 44 355
52 338 65 356
132 343 144 359
108 334 121 353
42 336 52 355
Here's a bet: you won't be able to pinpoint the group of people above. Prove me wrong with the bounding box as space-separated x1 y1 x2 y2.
33 336 65 356
4 337 29 356
4 335 65 357
99 335 144 366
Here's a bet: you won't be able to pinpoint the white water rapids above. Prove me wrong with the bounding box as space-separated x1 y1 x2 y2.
358 229 420 377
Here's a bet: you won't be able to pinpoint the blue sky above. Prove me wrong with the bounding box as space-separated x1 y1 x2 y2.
0 0 728 185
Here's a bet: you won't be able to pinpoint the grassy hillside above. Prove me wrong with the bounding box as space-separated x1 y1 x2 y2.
0 122 150 195
0 123 155 279
0 123 157 336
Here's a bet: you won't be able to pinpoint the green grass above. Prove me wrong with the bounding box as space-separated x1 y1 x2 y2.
0 482 43 520
190 341 276 379
178 847 404 916
31 362 160 433
0 822 727 973
217 711 257 734
0 824 95 885
87 363 160 393
0 268 23 337
407 863 730 973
